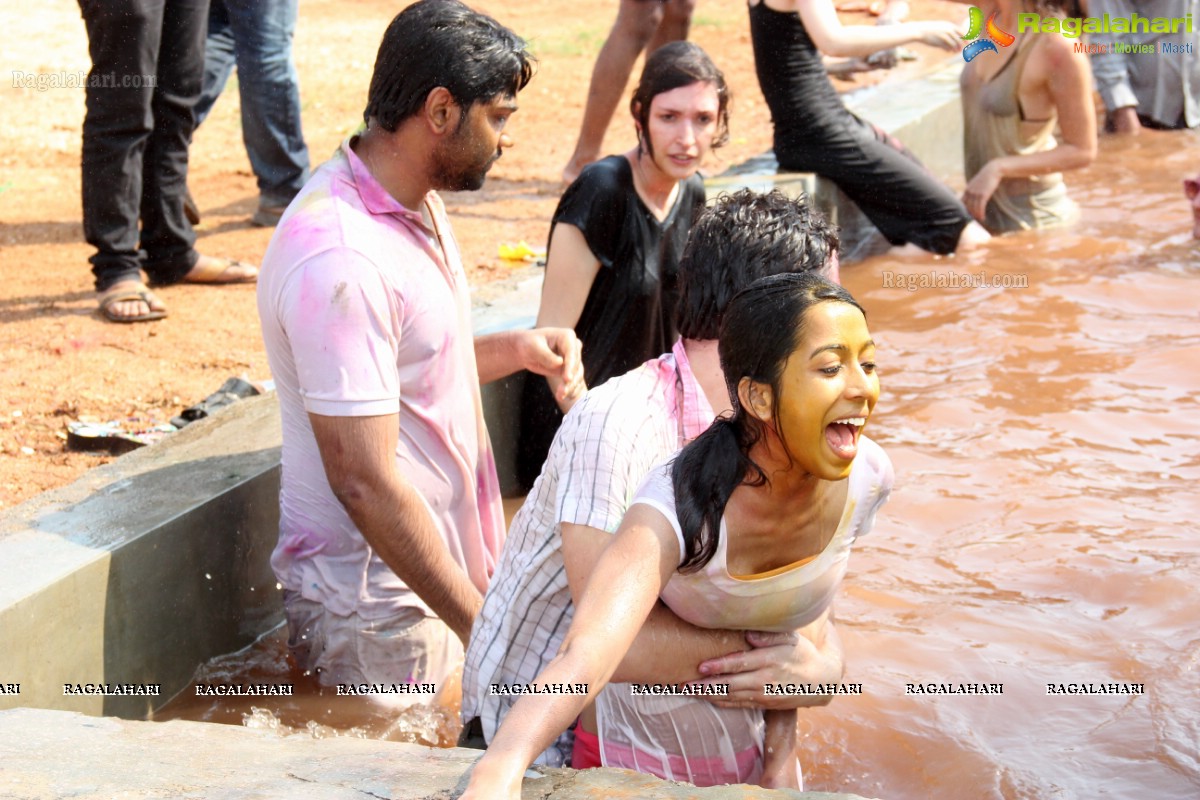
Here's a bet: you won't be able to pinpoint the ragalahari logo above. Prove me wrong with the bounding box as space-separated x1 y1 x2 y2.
961 6 1015 61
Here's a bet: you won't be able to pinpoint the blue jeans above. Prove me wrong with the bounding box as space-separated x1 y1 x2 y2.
195 0 310 206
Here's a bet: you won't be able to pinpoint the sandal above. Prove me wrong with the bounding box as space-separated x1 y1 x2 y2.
181 255 259 285
97 282 168 323
170 377 263 428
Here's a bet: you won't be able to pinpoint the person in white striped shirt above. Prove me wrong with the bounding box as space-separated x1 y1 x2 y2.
461 188 845 766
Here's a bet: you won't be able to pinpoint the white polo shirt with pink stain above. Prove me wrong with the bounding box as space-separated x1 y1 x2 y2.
257 137 504 622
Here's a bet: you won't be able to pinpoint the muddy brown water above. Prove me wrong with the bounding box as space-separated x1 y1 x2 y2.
156 130 1200 798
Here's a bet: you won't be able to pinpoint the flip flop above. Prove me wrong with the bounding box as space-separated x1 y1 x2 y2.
97 283 168 323
181 256 259 285
170 377 263 428
66 420 176 454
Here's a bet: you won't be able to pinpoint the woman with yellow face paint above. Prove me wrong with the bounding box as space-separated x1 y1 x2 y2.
462 272 894 797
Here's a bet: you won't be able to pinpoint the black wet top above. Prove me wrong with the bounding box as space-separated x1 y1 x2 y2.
515 155 704 490
748 1 973 254
750 0 852 159
556 155 704 386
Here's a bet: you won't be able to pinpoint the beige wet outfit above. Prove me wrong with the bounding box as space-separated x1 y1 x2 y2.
961 37 1079 232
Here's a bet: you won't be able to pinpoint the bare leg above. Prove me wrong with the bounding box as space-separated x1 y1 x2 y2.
562 0 668 183
648 0 695 51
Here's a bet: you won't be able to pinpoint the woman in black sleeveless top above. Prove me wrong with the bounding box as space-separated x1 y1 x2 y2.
749 0 991 254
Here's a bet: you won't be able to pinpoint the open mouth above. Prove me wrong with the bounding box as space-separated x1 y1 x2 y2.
825 416 865 460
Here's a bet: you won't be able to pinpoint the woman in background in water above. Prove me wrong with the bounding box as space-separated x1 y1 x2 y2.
516 42 727 492
960 0 1097 231
463 272 894 796
748 0 992 254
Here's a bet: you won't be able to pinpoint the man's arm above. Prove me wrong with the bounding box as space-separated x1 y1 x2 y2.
1087 18 1140 133
474 328 584 403
699 607 845 710
308 412 482 644
1084 0 1141 132
562 522 844 703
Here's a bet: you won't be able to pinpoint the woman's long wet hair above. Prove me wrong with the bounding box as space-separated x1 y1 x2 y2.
671 272 865 573
630 41 730 159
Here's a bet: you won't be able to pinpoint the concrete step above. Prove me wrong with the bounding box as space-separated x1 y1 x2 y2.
0 708 873 800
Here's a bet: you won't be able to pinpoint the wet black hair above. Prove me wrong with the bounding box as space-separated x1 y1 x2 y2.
630 41 730 158
672 272 865 573
364 0 534 132
675 189 840 341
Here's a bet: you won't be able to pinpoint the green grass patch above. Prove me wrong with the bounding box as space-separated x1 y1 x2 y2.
691 11 741 29
529 25 607 58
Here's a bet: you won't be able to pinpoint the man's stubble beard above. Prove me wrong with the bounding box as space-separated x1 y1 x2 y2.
431 133 498 193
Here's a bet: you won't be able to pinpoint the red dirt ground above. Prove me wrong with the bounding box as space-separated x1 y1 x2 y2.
0 0 967 509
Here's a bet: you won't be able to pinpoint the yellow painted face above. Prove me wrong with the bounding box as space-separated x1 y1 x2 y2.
767 302 880 480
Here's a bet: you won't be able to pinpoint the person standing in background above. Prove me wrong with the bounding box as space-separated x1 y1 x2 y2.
561 0 697 183
79 0 258 325
1082 0 1199 134
960 0 1097 231
192 0 311 226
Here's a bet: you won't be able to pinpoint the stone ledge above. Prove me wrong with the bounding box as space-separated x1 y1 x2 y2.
0 394 284 718
0 708 874 800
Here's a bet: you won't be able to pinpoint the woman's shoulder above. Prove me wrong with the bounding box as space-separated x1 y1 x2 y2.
553 156 634 237
630 457 685 530
574 155 633 192
635 455 677 494
846 435 893 540
556 156 631 218
1025 22 1088 73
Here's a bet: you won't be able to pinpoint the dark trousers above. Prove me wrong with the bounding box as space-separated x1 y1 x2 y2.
78 0 209 291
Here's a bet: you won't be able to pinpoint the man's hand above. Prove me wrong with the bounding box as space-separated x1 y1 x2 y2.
518 327 584 405
308 413 484 645
1107 106 1141 135
693 624 844 710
